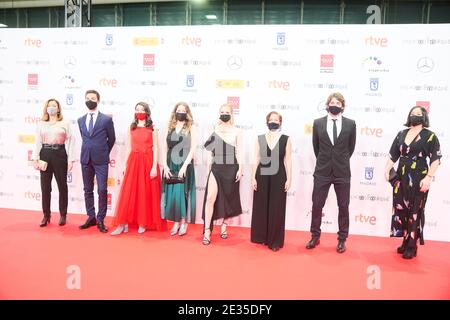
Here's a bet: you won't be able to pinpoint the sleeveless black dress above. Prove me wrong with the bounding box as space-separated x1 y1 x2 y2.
202 131 242 231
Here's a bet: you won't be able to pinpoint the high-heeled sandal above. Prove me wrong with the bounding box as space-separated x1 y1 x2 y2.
202 228 211 245
220 223 228 239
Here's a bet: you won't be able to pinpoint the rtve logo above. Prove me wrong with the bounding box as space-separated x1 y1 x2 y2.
24 191 41 201
364 36 388 47
360 126 383 137
24 116 41 124
268 80 290 90
355 214 377 225
181 36 202 47
99 78 117 87
24 38 42 48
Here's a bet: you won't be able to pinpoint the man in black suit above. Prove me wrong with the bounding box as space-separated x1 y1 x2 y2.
78 90 116 233
306 92 356 253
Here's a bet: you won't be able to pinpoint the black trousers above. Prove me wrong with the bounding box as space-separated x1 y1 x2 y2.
310 175 350 241
39 148 68 217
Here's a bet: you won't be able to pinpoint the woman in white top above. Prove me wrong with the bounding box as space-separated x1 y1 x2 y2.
32 99 75 227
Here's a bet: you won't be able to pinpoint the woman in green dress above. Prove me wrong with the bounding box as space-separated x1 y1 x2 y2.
162 102 197 236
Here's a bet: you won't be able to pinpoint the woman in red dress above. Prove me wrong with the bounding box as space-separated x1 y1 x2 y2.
110 102 167 235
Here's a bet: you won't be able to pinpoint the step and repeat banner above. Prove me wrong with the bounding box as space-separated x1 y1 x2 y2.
0 24 449 241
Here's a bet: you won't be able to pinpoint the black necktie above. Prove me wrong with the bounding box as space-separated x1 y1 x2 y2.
89 113 94 136
332 119 337 145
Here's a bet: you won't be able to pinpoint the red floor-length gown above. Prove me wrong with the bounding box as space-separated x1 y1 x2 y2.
112 127 167 231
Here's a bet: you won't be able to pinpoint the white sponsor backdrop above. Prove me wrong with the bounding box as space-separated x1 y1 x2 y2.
0 25 449 241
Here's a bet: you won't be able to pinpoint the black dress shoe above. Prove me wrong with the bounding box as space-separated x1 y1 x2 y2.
306 238 320 249
97 221 108 233
79 218 97 229
59 215 67 226
337 240 346 253
40 215 50 227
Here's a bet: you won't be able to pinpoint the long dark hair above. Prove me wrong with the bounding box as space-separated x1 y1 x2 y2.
404 106 430 128
130 102 154 131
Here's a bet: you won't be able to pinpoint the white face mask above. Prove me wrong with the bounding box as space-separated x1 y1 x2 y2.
47 106 58 116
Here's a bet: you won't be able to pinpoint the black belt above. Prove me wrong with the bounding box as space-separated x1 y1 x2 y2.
42 144 65 150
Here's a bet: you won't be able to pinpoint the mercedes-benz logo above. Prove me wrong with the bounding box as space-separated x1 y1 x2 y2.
64 56 77 69
227 55 243 70
417 57 434 73
317 100 327 114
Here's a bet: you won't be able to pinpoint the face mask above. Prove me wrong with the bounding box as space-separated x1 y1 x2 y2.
327 105 342 115
176 112 187 121
85 100 98 110
267 122 280 131
135 112 146 121
47 106 58 116
409 115 423 126
220 114 231 122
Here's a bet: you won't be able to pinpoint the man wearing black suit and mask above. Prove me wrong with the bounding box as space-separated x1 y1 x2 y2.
306 92 356 253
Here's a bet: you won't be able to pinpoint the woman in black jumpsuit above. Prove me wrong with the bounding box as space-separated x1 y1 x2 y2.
251 111 292 251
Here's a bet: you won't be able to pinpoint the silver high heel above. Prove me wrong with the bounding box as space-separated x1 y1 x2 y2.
178 223 188 236
170 222 180 236
110 224 128 236
138 226 146 234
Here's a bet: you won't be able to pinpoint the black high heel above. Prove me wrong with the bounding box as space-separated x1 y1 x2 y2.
397 238 408 254
220 223 228 239
402 245 417 259
202 228 211 245
40 215 50 227
59 214 67 226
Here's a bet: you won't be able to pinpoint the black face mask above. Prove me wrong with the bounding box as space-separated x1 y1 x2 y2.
327 105 342 115
176 112 187 121
220 114 231 122
85 100 98 110
409 115 424 126
267 122 280 131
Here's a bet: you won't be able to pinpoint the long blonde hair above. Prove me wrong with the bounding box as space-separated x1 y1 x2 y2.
41 98 63 121
218 103 235 126
167 101 194 133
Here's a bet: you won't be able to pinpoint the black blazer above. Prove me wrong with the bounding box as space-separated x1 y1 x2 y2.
312 116 356 178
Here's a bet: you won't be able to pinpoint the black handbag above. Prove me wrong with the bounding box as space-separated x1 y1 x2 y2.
388 168 398 186
164 172 185 185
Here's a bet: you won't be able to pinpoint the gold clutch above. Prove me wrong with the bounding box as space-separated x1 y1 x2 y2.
39 160 48 171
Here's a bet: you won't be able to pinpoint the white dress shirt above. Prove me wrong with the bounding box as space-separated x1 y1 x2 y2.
85 109 99 132
326 114 342 145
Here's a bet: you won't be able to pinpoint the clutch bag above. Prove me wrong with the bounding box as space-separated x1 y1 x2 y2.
39 160 48 171
388 168 398 186
165 175 185 185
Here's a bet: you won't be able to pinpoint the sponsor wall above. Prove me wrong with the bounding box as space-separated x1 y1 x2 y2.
0 25 449 241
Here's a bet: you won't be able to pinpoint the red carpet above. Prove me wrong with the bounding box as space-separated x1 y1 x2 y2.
0 208 449 300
